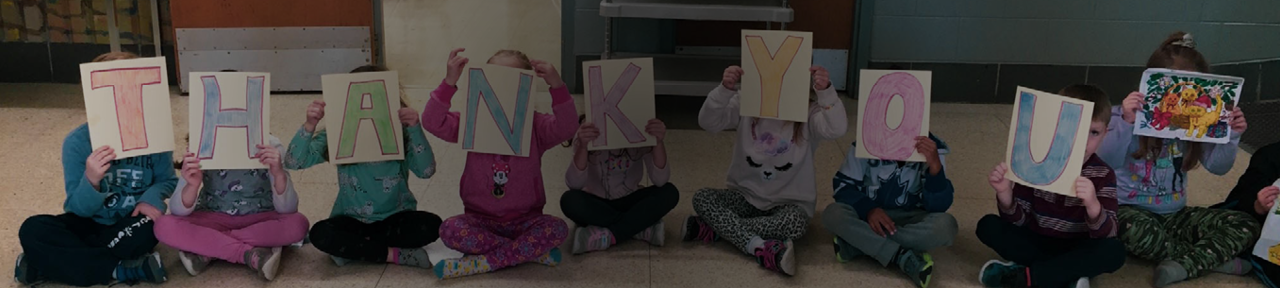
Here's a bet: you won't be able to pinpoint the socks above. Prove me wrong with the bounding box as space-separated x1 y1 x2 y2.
1154 260 1189 287
393 247 432 269
534 248 563 266
1212 257 1252 275
434 255 493 280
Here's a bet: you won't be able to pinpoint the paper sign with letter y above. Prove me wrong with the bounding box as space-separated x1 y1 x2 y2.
80 57 175 159
740 29 813 122
189 72 271 170
460 64 537 157
583 58 656 150
321 71 405 165
1004 86 1094 196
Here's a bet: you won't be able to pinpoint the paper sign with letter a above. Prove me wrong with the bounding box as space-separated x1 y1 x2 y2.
321 71 405 165
583 58 656 151
188 72 271 170
1004 86 1094 196
460 64 537 157
740 29 813 122
856 70 932 162
80 57 175 159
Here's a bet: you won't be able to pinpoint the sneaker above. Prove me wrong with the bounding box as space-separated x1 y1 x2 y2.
534 248 563 266
634 222 666 246
115 252 167 284
571 226 615 254
244 247 283 281
178 250 213 276
833 237 849 263
14 253 37 285
331 255 353 266
681 215 718 243
897 250 934 288
753 239 796 276
978 260 1024 288
1071 277 1090 288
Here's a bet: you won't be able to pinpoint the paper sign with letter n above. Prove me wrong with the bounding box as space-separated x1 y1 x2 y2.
460 64 537 157
188 72 271 170
740 29 813 122
80 57 175 159
855 70 932 162
583 58 656 150
321 71 405 165
1004 86 1094 196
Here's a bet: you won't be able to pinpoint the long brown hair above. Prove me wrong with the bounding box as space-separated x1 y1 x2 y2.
1132 31 1208 170
92 52 139 62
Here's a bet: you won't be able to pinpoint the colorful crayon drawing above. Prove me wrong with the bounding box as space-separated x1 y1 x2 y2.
1134 68 1242 144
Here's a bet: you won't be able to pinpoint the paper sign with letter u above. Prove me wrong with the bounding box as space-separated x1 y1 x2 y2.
80 57 175 159
1004 86 1094 196
321 71 405 165
855 70 931 162
740 29 813 122
188 72 271 170
460 64 536 157
583 58 656 150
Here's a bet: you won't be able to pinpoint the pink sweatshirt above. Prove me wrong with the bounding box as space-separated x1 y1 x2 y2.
566 147 670 200
421 80 578 222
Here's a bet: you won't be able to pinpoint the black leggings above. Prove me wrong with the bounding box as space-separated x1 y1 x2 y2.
309 210 442 262
18 213 158 286
560 183 679 238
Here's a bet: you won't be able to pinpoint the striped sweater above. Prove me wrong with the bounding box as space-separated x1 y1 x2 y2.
999 154 1120 239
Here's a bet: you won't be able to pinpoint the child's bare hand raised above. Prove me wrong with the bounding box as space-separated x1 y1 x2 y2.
1255 186 1280 215
989 163 1014 208
1229 107 1247 133
645 118 667 142
399 107 420 127
180 152 201 185
445 48 469 86
722 66 744 90
576 122 600 146
915 136 941 175
530 60 565 89
304 100 326 133
85 146 116 189
1122 91 1142 124
1075 177 1101 220
811 66 830 90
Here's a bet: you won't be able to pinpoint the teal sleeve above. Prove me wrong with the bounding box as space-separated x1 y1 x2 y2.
284 126 329 170
61 129 108 217
139 152 177 212
403 125 437 179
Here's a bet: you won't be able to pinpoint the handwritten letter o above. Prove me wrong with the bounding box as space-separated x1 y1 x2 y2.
862 72 925 160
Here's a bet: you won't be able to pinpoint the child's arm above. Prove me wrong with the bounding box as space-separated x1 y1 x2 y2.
1199 132 1241 176
168 177 197 216
532 86 579 150
832 144 877 220
420 81 463 143
1088 170 1121 238
807 66 848 140
919 153 955 213
138 152 178 214
283 126 329 169
645 147 671 187
1223 143 1280 219
62 132 109 217
169 154 203 217
566 149 589 190
404 124 438 179
265 137 299 214
699 66 744 132
990 163 1029 226
1098 106 1135 168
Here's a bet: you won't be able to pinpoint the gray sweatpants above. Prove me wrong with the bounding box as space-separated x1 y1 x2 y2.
821 202 958 266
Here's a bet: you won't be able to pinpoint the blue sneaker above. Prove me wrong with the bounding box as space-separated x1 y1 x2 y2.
115 252 166 284
978 260 1024 287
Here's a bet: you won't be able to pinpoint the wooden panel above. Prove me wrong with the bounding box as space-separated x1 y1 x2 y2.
176 27 370 51
674 0 854 50
170 0 373 28
178 48 371 92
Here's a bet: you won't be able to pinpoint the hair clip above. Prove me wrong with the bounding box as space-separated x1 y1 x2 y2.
1171 33 1195 49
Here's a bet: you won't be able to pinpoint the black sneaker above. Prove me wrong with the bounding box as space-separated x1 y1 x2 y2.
115 252 167 284
14 253 38 285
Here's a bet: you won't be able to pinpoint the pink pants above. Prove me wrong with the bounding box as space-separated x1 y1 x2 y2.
439 213 567 269
155 211 309 264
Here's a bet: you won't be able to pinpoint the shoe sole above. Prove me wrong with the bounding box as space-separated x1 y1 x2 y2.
978 260 1013 287
651 222 666 247
780 240 796 276
262 247 283 281
178 251 201 276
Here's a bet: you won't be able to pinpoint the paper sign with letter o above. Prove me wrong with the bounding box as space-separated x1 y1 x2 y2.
80 57 175 159
188 72 271 170
583 58 656 151
1004 86 1094 196
856 70 931 162
321 71 405 165
740 29 813 123
459 64 536 157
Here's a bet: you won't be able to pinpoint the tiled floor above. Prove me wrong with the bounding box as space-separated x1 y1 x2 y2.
0 83 1262 287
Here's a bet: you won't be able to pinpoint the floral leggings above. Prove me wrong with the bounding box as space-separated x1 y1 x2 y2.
439 213 568 269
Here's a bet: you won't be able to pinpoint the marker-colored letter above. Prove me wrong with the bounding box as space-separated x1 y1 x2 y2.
1010 91 1083 185
197 76 266 159
463 68 532 155
336 81 399 159
745 35 804 118
90 67 163 151
588 63 647 147
863 72 925 160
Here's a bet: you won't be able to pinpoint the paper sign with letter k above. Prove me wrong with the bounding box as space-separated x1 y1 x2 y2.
583 58 656 150
740 29 813 122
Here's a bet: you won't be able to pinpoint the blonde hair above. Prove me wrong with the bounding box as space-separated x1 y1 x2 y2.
92 52 139 62
487 50 533 70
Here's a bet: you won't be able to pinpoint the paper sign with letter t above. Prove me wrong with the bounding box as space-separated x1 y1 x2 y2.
740 29 813 122
80 57 175 159
855 70 931 162
321 71 405 165
1004 87 1094 196
188 72 271 170
460 64 536 157
583 58 656 150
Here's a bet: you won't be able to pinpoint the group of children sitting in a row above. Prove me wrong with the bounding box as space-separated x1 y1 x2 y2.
12 31 1278 288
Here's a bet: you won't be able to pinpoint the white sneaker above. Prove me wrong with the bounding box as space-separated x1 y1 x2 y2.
1073 277 1090 288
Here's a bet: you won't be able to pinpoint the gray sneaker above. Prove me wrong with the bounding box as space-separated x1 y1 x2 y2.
178 250 213 276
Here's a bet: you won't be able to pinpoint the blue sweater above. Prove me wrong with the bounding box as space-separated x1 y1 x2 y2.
832 134 954 220
62 124 177 225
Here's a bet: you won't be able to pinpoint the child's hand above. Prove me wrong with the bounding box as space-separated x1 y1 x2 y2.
304 100 326 133
444 48 469 86
645 118 667 142
180 152 202 185
530 59 565 89
1229 107 1247 133
85 146 116 187
254 144 284 176
811 66 830 90
867 208 897 237
1122 91 1142 124
1255 186 1280 215
131 202 162 220
721 66 744 90
989 163 1014 206
915 136 941 175
576 122 600 146
1075 177 1101 220
399 107 420 127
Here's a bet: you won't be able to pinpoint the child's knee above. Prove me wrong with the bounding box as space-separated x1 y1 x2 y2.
930 213 959 237
281 213 311 241
18 215 58 240
1096 238 1127 272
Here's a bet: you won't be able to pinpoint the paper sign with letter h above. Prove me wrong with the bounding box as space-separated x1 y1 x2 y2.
740 29 813 122
855 70 931 162
188 72 271 169
79 57 175 159
1004 86 1094 196
583 58 656 150
321 71 405 165
460 64 536 157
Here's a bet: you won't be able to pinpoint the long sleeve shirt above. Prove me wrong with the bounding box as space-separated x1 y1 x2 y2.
832 134 954 220
62 124 178 225
1000 154 1120 239
168 135 299 216
566 147 670 200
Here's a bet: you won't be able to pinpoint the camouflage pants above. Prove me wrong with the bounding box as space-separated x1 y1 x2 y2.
1118 206 1260 277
